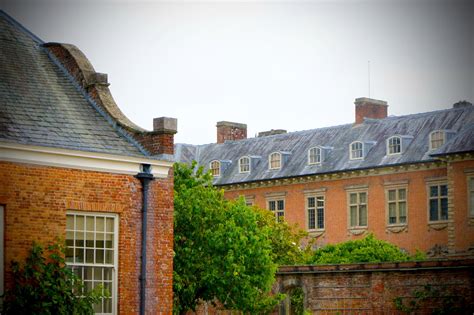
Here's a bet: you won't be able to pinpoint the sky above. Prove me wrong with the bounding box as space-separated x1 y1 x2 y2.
1 0 473 144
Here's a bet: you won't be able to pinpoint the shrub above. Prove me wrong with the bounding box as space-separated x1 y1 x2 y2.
309 234 425 264
2 242 107 315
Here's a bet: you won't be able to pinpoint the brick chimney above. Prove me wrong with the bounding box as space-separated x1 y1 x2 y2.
216 121 247 144
354 97 388 124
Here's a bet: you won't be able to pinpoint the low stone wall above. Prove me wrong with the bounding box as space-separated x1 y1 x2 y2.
274 259 474 314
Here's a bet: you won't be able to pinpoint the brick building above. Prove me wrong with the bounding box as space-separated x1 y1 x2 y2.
176 98 474 257
0 11 175 314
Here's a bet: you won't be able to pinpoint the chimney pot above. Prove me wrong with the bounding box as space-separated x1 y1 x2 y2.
216 121 247 143
354 97 388 124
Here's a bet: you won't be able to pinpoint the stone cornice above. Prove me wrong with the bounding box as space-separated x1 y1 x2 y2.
220 161 448 191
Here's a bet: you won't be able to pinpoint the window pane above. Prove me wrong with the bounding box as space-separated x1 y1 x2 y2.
430 186 438 197
106 218 114 233
359 192 367 204
66 215 74 230
350 206 357 227
76 216 84 230
316 196 324 207
105 250 114 264
470 191 474 217
269 201 276 211
441 198 448 220
308 197 315 208
308 209 315 229
359 205 367 226
277 200 284 210
399 201 407 217
86 249 94 263
440 185 448 196
388 190 396 201
398 188 406 200
86 217 94 231
388 203 396 224
430 199 439 221
350 193 357 204
96 217 105 232
317 208 324 229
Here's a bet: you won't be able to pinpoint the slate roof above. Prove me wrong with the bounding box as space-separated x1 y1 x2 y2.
175 105 474 186
0 10 150 158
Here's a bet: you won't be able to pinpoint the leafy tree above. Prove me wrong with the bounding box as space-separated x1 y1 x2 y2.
253 207 313 266
173 162 282 314
2 242 107 315
309 234 425 264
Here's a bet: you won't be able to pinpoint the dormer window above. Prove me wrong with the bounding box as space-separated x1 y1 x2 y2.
269 152 281 170
387 136 401 155
239 156 250 173
308 147 321 165
430 130 445 150
210 160 220 177
350 141 364 160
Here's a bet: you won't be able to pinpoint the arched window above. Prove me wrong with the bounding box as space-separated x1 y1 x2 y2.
350 141 364 160
387 136 401 155
239 156 250 173
210 160 220 177
430 130 445 150
269 152 281 170
308 147 321 165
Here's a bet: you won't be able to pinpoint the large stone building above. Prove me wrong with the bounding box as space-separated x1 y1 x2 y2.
0 11 175 313
176 98 474 257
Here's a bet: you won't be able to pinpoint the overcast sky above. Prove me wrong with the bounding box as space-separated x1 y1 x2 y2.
1 0 473 144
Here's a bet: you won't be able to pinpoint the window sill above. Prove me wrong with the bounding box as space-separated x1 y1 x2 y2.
428 222 448 231
348 227 367 236
308 229 325 237
386 224 407 233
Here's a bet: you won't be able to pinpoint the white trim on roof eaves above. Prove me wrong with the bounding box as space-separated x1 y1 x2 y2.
0 142 173 178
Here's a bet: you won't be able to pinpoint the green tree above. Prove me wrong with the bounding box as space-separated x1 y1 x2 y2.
173 162 282 314
2 242 107 315
309 233 425 264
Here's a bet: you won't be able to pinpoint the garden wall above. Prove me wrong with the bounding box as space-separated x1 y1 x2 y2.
274 259 474 314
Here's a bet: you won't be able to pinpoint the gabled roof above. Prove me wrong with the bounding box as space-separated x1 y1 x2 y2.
0 10 150 158
175 106 474 186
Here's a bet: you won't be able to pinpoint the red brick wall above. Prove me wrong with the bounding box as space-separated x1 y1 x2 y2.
274 259 474 314
355 103 388 124
223 165 469 254
0 161 174 314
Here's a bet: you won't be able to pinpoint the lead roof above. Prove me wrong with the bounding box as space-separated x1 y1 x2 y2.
176 106 474 186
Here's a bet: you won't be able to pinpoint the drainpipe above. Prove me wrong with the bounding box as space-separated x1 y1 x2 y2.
136 164 154 315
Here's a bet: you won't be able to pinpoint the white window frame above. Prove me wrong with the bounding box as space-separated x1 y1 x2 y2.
210 160 220 177
347 189 368 229
239 156 251 174
308 147 322 165
66 211 119 315
349 141 364 160
427 182 448 223
269 152 282 170
429 130 446 151
385 186 408 226
306 194 325 231
386 136 402 155
267 197 285 222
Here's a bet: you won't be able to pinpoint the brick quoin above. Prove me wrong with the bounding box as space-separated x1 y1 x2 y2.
0 161 174 314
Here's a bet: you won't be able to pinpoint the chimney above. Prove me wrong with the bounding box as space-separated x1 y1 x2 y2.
257 129 287 137
216 121 247 144
354 97 388 124
453 100 472 109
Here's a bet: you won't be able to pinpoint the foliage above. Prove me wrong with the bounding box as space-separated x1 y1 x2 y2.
309 234 425 264
287 287 311 315
253 207 313 266
393 284 473 314
1 242 107 315
173 162 283 314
